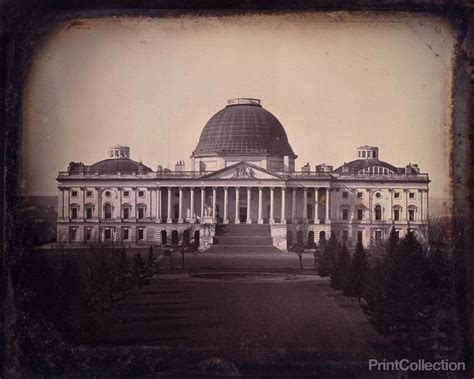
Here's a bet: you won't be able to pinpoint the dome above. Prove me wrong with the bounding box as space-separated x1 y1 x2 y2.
87 158 152 174
193 99 295 157
333 158 401 175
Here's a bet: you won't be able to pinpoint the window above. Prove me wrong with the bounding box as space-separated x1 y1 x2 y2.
362 151 366 158
104 229 111 240
342 208 348 220
375 230 382 241
138 190 145 197
85 228 92 241
375 192 381 198
86 207 93 219
357 209 363 221
86 190 93 197
409 209 415 221
357 230 363 243
123 228 129 240
123 207 130 219
373 151 377 159
368 151 372 158
394 192 400 199
123 190 130 197
138 228 144 241
104 203 112 219
138 207 145 219
409 192 415 199
71 207 78 219
69 227 77 242
105 190 111 197
71 190 78 197
394 230 400 239
342 191 348 199
394 208 400 221
342 230 348 242
357 192 363 199
375 205 382 221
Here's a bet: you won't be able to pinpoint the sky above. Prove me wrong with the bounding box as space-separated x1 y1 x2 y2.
22 13 455 214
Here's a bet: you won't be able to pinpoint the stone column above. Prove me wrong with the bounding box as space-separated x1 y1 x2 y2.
167 187 172 223
269 187 275 224
157 187 162 222
223 187 229 224
281 187 286 223
291 188 297 223
201 187 205 219
419 189 423 222
212 187 217 223
190 187 195 222
389 189 393 223
325 188 331 223
178 187 184 223
81 187 86 219
235 187 240 224
404 189 409 222
314 187 319 224
258 187 263 224
246 187 252 224
303 187 308 222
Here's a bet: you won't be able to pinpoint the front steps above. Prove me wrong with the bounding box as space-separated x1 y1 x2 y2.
212 224 279 253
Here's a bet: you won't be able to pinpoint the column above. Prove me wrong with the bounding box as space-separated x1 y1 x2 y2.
303 187 308 222
404 189 409 222
314 187 319 224
269 187 275 224
178 187 183 223
157 187 162 222
325 188 331 223
190 187 195 222
235 187 240 224
81 187 86 219
389 189 393 223
291 188 297 223
200 187 205 219
246 187 252 224
280 187 286 223
148 188 152 218
167 187 172 223
212 187 217 222
258 187 263 224
223 187 229 224
419 189 423 222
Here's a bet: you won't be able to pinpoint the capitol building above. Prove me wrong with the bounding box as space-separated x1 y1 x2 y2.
57 98 430 250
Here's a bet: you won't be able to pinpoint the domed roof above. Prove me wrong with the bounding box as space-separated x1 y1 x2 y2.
333 158 401 174
87 158 152 174
193 99 295 157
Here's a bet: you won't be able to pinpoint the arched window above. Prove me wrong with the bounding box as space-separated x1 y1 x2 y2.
319 231 326 242
308 231 315 247
161 230 167 245
104 203 112 219
171 230 179 245
375 205 382 221
183 230 190 245
194 230 200 246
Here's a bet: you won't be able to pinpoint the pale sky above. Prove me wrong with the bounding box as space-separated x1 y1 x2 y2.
22 13 455 214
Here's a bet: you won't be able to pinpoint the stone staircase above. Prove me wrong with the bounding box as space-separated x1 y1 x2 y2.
209 224 280 253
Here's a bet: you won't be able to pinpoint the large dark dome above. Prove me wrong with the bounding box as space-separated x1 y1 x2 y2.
193 99 295 157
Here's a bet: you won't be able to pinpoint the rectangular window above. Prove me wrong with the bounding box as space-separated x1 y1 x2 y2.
104 229 111 240
394 192 400 199
138 208 145 219
138 228 144 240
124 190 130 197
123 207 130 219
85 228 92 241
86 207 93 219
342 230 348 242
409 209 415 221
138 190 145 197
71 207 78 219
357 209 363 221
394 230 400 239
409 192 415 199
375 230 382 241
342 208 348 220
394 209 400 221
342 191 348 199
357 230 363 243
362 151 366 158
357 192 363 199
368 151 372 158
69 227 77 242
86 190 93 197
123 228 129 240
71 190 78 197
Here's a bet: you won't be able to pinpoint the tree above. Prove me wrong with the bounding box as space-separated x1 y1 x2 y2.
288 224 306 270
316 232 338 277
146 246 158 280
343 240 369 303
131 252 149 291
330 243 351 290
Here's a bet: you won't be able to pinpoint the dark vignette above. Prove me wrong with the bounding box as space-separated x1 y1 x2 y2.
1 0 472 376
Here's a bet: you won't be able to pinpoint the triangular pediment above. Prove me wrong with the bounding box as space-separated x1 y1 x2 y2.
202 162 284 180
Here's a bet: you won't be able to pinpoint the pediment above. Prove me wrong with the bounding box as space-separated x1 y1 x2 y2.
202 162 283 180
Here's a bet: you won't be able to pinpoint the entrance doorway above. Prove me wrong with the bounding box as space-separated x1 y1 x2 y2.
239 207 247 223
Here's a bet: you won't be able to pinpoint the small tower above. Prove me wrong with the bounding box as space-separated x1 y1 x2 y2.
108 145 130 159
356 145 379 159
